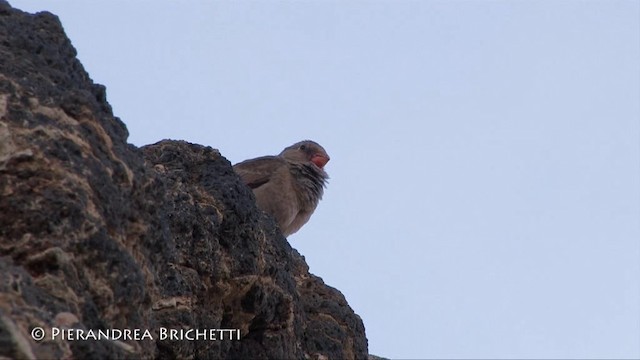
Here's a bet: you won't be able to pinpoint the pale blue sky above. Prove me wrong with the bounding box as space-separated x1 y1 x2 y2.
11 1 640 358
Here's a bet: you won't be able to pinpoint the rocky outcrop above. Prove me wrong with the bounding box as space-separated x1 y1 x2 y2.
0 2 367 359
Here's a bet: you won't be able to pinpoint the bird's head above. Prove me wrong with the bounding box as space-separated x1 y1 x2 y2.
280 140 330 170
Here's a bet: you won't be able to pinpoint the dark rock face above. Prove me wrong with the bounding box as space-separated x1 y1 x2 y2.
0 2 367 359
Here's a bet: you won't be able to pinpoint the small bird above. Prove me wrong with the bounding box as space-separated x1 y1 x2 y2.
233 140 330 237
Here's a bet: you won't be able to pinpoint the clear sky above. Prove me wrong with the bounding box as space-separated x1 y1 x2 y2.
10 1 640 359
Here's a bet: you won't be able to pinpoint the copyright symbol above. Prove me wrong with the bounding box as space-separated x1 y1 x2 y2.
31 327 45 341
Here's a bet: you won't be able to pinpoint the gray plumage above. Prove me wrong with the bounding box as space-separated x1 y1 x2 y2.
233 140 330 236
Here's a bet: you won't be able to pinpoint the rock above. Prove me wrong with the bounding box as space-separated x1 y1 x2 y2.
0 2 368 358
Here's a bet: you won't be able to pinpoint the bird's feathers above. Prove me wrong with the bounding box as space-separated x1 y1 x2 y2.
232 140 329 237
233 156 287 190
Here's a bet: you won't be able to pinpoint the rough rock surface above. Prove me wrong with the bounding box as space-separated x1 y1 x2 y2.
0 2 368 359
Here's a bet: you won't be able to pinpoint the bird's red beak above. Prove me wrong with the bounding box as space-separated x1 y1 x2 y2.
311 154 330 169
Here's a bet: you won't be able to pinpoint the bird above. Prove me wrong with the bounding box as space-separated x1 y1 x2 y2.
233 140 330 237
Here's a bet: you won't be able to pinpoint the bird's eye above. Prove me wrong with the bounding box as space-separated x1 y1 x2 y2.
299 144 306 150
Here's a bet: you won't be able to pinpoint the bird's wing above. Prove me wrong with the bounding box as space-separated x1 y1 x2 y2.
233 156 287 190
